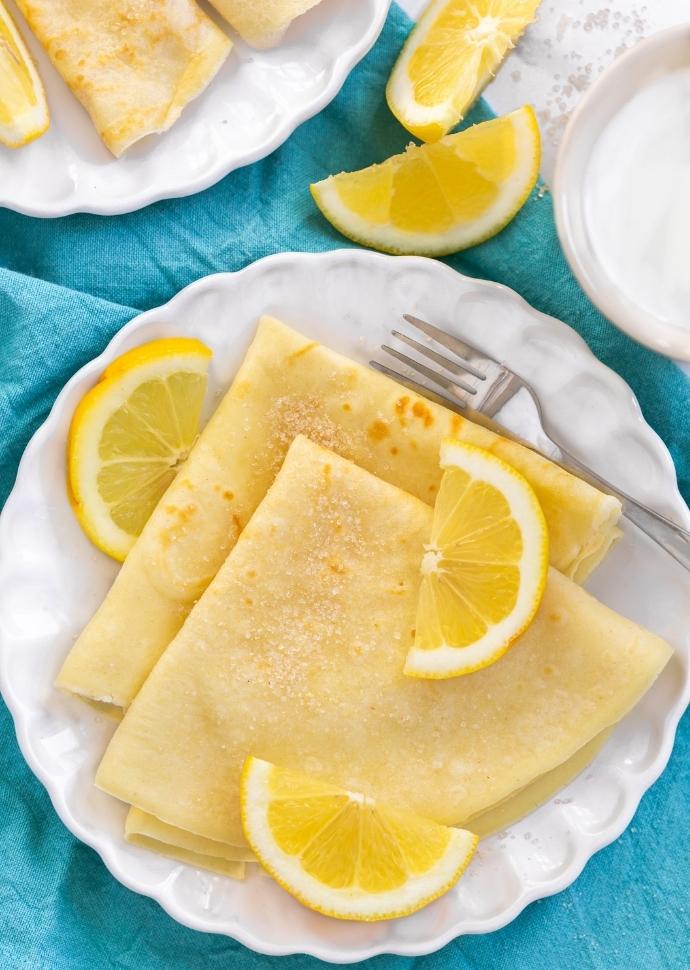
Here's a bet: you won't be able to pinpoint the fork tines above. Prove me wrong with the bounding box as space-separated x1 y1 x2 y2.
402 315 488 380
371 314 497 412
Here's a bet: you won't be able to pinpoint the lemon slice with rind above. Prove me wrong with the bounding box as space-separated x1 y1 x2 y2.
68 338 212 561
310 106 540 256
387 0 541 142
241 757 478 921
0 1 49 148
405 439 548 679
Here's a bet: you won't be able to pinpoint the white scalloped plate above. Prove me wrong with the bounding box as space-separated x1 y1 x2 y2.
1 251 688 961
0 0 390 217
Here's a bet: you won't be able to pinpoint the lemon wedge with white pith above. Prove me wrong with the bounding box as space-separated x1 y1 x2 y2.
68 338 212 561
241 757 478 921
405 439 548 679
0 1 49 148
310 106 540 256
387 0 542 142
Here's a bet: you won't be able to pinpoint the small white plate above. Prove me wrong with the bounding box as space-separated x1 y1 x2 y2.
0 0 390 217
0 250 688 961
554 25 690 361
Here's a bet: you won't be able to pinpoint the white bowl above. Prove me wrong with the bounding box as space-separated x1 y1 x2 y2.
553 25 690 362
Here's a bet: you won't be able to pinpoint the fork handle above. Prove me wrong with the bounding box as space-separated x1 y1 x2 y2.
553 443 690 572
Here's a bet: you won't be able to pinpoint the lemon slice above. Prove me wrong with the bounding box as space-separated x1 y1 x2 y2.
68 338 212 561
0 1 49 148
241 756 478 921
405 439 548 679
310 106 540 256
387 0 541 142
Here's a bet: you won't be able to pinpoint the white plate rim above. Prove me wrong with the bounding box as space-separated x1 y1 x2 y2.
1 249 688 961
0 0 391 218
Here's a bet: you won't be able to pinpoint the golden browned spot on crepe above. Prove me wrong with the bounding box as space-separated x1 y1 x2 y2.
288 342 318 362
395 395 410 425
412 401 434 427
368 420 390 441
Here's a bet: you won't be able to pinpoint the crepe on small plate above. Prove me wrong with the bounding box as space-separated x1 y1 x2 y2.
14 0 231 156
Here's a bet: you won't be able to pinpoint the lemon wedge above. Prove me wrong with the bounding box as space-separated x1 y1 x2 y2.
310 106 540 256
0 1 49 148
240 756 478 921
387 0 541 142
405 439 548 679
68 338 212 561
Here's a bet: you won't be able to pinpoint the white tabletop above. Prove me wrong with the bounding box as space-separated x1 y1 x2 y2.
397 0 690 375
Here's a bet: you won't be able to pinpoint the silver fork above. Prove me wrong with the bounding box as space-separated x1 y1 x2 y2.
371 314 690 572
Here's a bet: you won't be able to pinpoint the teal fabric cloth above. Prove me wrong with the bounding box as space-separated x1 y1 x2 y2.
1 4 688 968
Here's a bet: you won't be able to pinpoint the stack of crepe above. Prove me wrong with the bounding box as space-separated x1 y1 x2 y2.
57 318 672 879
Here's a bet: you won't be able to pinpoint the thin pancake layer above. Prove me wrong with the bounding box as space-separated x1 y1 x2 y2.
126 807 256 861
57 317 621 712
96 437 670 847
16 0 231 156
125 832 246 879
208 0 324 49
466 730 611 839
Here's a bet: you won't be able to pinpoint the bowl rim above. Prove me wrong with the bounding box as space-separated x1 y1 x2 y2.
553 23 690 362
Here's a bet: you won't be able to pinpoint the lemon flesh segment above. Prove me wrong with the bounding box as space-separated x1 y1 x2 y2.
0 2 49 147
406 439 548 678
68 338 212 562
310 106 540 256
241 757 478 921
387 0 541 141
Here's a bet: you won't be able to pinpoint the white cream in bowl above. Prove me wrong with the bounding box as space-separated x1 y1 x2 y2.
585 69 690 334
554 26 690 360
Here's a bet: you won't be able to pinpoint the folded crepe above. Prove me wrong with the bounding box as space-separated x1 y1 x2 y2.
208 0 324 49
96 436 670 849
57 317 622 714
16 0 231 156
